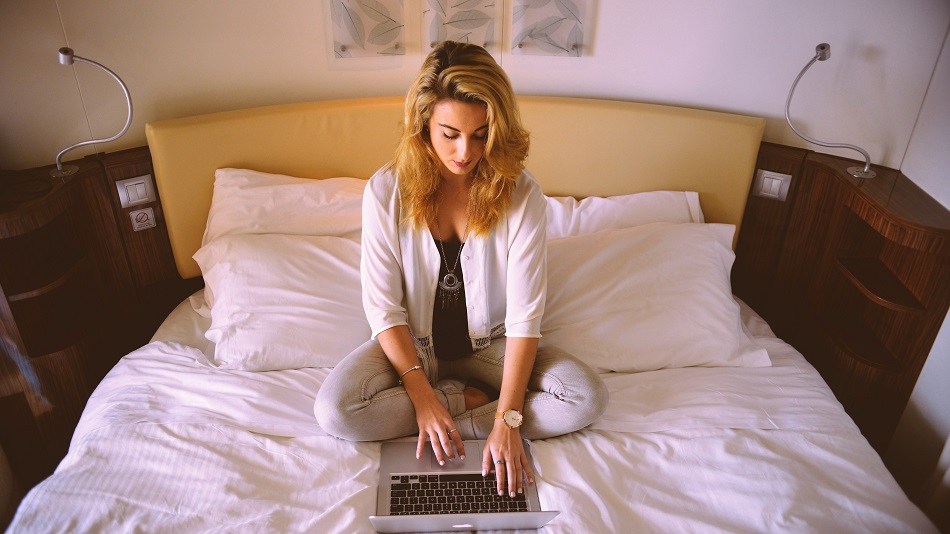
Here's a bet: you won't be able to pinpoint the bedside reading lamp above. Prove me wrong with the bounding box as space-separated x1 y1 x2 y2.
785 43 876 179
51 47 133 179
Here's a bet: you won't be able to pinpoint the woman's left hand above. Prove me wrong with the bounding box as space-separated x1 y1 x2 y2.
482 420 534 498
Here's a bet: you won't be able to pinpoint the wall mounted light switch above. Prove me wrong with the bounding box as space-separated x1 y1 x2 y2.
116 174 157 208
753 169 792 201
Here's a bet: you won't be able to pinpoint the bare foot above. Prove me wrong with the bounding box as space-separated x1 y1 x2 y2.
463 386 491 411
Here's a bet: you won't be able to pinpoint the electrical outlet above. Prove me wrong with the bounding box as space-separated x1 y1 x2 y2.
753 169 792 201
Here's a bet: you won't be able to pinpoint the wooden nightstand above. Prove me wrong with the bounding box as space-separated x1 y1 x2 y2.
0 149 201 507
0 158 119 488
735 144 950 453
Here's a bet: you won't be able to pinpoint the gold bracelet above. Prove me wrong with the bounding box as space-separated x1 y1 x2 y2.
398 364 423 384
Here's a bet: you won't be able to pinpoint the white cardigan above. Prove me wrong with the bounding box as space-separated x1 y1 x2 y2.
360 166 547 355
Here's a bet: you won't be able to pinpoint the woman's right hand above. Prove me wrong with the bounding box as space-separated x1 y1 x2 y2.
405 377 466 464
375 327 464 463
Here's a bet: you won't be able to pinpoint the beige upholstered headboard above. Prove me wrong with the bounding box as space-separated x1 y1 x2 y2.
146 96 765 279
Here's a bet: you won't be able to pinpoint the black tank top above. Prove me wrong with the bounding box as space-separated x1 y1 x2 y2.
431 236 473 361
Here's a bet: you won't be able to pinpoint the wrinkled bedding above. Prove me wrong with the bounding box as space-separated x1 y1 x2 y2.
8 297 934 533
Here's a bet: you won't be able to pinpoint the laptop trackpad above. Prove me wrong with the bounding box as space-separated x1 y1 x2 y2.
422 441 484 471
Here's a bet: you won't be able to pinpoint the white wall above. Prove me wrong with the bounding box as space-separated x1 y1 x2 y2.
1 0 949 516
901 27 950 206
885 26 950 525
1 0 948 172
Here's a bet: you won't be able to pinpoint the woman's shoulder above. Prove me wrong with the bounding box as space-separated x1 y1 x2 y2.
512 169 544 203
366 164 399 197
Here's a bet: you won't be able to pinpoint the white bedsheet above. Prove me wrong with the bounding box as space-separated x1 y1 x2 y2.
9 295 935 533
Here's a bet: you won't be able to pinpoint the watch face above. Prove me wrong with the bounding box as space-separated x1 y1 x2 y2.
503 410 523 428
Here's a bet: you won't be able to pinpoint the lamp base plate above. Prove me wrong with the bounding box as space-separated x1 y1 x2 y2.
49 165 79 179
847 166 876 179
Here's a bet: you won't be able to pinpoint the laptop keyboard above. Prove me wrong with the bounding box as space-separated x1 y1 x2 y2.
389 473 529 515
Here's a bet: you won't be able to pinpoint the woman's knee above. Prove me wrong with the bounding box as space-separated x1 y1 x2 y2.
576 369 609 427
314 392 392 441
315 373 420 441
315 339 395 440
314 386 355 439
537 345 609 425
314 376 377 440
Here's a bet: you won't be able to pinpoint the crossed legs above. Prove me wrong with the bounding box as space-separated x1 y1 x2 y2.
315 337 608 441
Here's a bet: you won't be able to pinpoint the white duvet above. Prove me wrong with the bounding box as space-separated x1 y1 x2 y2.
8 297 934 533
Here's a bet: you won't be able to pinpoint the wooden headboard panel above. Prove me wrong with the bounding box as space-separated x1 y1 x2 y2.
146 96 765 279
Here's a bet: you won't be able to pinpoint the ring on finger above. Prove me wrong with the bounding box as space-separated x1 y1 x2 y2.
447 428 457 435
495 460 506 465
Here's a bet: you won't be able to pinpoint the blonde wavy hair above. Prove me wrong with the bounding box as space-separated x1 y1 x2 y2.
394 41 530 236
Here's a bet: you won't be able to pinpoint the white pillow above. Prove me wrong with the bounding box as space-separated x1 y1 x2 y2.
541 223 770 373
545 190 703 240
193 234 370 371
203 168 366 245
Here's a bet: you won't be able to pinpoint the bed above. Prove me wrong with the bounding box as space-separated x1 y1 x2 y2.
7 96 935 532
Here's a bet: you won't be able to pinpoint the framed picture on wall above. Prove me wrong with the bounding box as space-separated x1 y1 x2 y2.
422 0 503 58
331 0 406 58
511 0 592 57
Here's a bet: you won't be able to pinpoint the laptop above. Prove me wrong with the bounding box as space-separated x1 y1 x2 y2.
370 440 559 533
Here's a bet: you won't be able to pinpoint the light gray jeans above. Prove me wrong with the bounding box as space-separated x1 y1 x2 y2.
315 337 608 441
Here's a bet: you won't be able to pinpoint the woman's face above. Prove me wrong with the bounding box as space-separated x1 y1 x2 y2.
427 99 488 181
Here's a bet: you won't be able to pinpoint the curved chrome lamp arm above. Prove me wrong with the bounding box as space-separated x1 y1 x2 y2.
785 43 876 179
51 47 133 178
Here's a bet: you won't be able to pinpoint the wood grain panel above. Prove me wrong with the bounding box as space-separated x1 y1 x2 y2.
807 153 950 232
100 146 204 344
100 147 179 287
0 392 52 489
747 149 950 453
732 142 807 319
0 156 133 501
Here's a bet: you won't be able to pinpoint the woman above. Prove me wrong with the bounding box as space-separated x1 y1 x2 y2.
316 41 607 499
